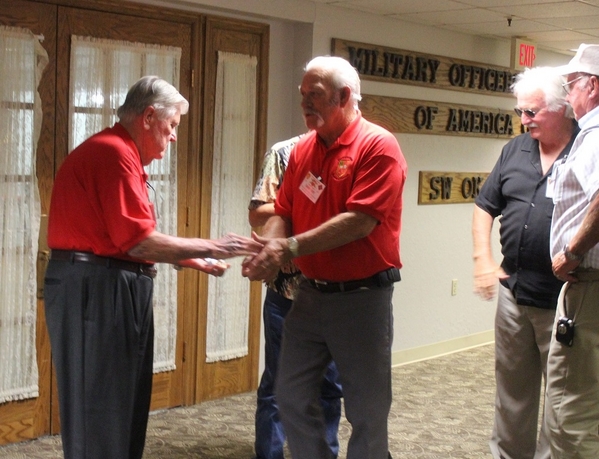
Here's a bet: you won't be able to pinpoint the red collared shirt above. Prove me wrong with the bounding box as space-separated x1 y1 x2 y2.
48 123 155 262
275 114 407 281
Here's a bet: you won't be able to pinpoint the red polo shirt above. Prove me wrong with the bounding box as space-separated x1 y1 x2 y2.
275 113 407 281
47 123 155 262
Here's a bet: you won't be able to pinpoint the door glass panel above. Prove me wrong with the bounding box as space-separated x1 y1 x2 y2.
0 25 48 404
69 36 182 372
206 51 256 362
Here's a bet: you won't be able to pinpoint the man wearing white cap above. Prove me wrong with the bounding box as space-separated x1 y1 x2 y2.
547 43 599 458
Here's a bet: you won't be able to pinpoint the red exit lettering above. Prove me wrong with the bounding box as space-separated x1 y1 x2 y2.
519 44 536 68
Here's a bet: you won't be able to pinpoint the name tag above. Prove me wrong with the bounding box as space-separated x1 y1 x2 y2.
299 172 325 203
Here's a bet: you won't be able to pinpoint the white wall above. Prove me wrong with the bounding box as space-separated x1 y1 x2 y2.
308 6 512 360
136 0 572 363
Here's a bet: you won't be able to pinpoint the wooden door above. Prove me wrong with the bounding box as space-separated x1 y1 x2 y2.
53 6 195 428
0 0 56 445
196 16 269 402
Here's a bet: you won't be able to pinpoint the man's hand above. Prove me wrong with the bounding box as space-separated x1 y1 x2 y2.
473 257 508 301
552 251 580 283
177 258 230 276
472 207 508 301
211 233 264 259
241 232 290 281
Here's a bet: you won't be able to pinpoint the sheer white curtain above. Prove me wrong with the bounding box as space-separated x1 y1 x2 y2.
70 36 181 372
0 26 48 403
206 51 257 362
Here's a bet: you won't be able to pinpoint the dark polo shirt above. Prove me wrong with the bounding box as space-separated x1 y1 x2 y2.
475 127 578 309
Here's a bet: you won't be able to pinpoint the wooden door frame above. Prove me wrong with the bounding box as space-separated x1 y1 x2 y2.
196 15 269 402
46 0 206 408
52 3 199 430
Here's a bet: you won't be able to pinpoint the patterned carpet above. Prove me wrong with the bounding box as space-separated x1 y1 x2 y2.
0 344 496 458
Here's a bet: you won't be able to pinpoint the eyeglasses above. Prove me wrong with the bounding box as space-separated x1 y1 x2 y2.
514 107 538 118
562 75 585 94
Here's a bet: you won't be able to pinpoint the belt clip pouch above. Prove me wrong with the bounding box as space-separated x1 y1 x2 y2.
556 316 575 347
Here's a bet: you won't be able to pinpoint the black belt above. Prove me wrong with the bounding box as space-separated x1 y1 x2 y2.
50 250 157 279
306 267 400 293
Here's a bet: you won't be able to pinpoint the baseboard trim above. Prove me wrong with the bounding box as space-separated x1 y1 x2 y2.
392 330 494 367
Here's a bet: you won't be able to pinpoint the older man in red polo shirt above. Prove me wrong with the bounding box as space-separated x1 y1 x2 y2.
45 76 261 459
243 56 407 459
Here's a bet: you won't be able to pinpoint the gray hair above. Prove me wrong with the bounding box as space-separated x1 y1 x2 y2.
117 76 189 123
511 67 574 119
305 56 362 109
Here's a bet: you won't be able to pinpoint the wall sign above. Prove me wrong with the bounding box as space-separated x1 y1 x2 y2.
511 38 537 71
360 94 523 139
332 38 517 97
419 171 490 205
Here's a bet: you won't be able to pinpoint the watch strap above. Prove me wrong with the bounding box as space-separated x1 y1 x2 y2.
287 236 299 258
564 244 583 262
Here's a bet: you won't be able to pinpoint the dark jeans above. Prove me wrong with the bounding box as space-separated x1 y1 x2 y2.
255 288 342 459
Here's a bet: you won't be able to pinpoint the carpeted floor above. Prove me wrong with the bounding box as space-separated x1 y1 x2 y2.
0 344 496 458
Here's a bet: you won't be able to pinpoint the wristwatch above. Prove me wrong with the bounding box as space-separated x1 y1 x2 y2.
564 244 583 262
287 236 299 258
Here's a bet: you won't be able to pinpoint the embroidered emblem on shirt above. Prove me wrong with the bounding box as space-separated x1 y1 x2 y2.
333 157 352 179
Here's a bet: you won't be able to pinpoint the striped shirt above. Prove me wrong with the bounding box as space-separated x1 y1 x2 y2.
550 105 599 267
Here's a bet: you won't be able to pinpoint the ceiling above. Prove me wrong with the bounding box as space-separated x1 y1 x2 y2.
309 0 599 56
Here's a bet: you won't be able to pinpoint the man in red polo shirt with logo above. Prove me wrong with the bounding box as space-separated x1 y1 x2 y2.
45 76 261 459
243 56 407 459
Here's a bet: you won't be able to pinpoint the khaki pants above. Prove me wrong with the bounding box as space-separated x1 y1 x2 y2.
490 285 553 459
546 270 599 459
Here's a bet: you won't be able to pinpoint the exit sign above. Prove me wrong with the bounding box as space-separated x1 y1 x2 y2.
511 38 537 70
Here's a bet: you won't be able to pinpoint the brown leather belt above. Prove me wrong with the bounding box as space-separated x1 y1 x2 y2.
51 250 157 279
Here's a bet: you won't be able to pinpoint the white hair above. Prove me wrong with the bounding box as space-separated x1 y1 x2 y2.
117 76 189 123
512 67 574 119
305 56 362 109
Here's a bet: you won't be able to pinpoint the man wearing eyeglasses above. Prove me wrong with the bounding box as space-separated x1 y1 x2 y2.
472 66 578 459
547 44 599 459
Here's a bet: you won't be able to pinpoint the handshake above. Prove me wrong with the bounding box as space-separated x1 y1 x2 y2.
241 232 291 282
174 232 288 280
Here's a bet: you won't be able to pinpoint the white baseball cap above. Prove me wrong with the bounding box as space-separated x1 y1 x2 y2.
556 43 599 77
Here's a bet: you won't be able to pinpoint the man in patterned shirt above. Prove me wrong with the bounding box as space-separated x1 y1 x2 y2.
548 44 599 458
248 135 342 459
